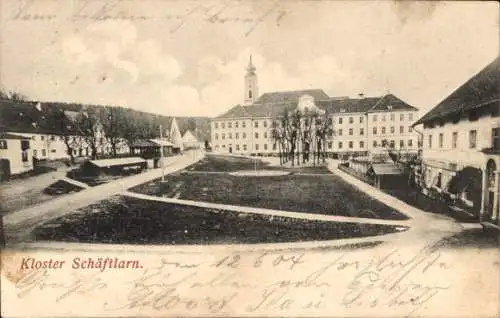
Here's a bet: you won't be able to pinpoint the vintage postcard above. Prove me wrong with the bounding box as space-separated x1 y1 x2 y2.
0 0 499 317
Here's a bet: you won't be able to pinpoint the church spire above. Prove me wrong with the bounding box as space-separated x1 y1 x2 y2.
247 55 256 74
244 55 258 104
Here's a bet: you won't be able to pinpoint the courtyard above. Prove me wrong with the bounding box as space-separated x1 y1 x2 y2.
130 155 408 220
28 154 412 245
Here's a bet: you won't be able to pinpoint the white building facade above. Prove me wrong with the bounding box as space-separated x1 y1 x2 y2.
211 58 420 157
414 56 500 228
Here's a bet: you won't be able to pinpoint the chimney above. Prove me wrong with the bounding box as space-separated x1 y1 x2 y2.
358 93 364 98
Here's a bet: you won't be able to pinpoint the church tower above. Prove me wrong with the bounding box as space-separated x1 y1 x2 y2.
244 55 258 104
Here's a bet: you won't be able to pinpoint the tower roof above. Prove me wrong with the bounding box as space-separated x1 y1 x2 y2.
246 55 256 74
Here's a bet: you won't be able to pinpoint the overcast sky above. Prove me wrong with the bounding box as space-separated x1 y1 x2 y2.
1 0 498 117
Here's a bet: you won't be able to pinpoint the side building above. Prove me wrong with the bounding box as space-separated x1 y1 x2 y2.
413 55 500 228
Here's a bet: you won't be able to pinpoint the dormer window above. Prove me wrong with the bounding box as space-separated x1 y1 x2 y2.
387 105 393 110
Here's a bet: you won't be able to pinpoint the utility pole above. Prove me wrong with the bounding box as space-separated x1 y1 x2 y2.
160 124 165 182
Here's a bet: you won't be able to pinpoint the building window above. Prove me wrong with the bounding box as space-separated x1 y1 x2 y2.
41 136 45 141
360 128 364 136
242 132 247 139
32 135 36 141
255 144 259 150
22 150 28 162
50 135 55 141
273 144 277 150
0 140 7 149
408 139 413 147
400 126 404 134
228 122 232 128
254 121 258 128
360 141 364 148
222 133 225 140
409 113 414 121
33 149 38 157
400 114 404 121
264 144 268 150
390 114 395 121
235 122 239 128
255 132 259 139
338 129 343 136
382 127 386 134
338 117 343 124
373 141 377 148
349 128 353 136
264 132 268 139
400 140 404 148
438 133 444 148
359 116 364 123
349 117 353 124
42 149 46 156
214 122 218 129
249 90 252 99
469 130 477 148
235 133 239 139
51 149 56 153
263 121 267 128
428 134 432 148
390 126 395 134
243 144 247 151
221 122 225 129
348 141 353 149
452 132 458 149
236 144 240 151
409 126 413 133
242 121 246 128
228 133 232 139
373 127 377 135
492 128 500 149
436 172 442 189
215 134 219 140
390 140 395 148
328 141 332 149
338 141 343 149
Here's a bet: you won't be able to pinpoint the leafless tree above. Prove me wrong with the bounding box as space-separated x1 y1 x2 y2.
99 106 131 157
270 118 288 165
314 111 334 164
74 107 102 160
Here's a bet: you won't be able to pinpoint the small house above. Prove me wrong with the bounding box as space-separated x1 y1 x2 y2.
0 132 33 180
368 163 408 189
80 157 147 178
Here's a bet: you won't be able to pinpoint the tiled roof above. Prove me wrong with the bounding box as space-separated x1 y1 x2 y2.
255 89 330 104
215 94 416 119
366 94 418 112
0 132 30 140
130 139 158 148
0 99 83 135
89 157 146 168
414 55 500 126
371 163 405 175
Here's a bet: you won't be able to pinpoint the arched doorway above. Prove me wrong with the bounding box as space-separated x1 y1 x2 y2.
485 159 497 221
